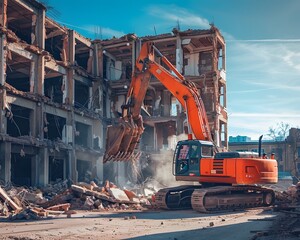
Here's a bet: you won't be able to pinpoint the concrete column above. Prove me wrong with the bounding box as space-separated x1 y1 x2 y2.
0 142 11 183
0 35 6 86
29 61 35 93
176 36 183 73
37 147 48 186
68 149 77 182
67 30 75 105
0 0 7 134
163 90 171 116
224 122 228 149
212 35 218 72
96 156 103 183
222 45 226 70
35 8 45 49
33 8 45 94
62 75 68 104
65 30 77 182
88 87 92 109
0 0 7 28
34 55 45 95
34 102 44 139
0 37 6 133
93 43 100 77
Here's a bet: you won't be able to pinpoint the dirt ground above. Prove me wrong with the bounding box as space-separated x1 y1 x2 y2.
0 207 280 240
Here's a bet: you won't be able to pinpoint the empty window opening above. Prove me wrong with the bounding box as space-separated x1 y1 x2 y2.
7 2 33 44
219 85 225 107
220 121 226 145
218 46 225 71
170 96 180 116
75 40 90 70
199 52 212 74
11 153 32 187
125 63 132 79
141 125 154 151
7 105 31 137
49 157 64 183
44 114 66 141
77 159 92 182
45 36 64 61
75 122 91 147
156 121 176 150
44 76 63 103
6 53 31 92
75 80 90 109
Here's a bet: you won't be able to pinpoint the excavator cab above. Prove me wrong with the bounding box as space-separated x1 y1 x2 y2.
173 140 214 179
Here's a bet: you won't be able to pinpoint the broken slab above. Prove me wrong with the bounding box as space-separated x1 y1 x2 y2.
46 203 70 212
0 186 22 213
71 185 86 193
124 189 137 200
108 188 130 202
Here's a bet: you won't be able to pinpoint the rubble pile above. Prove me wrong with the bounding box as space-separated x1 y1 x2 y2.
255 182 300 240
0 180 153 221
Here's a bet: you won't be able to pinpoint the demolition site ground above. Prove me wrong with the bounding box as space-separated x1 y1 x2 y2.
0 208 283 240
0 179 300 240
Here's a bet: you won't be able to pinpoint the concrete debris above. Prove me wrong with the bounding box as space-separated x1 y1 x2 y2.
19 190 47 205
0 179 154 221
0 186 22 213
254 182 300 240
108 188 130 202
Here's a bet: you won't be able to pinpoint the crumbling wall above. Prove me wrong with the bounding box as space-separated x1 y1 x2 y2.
0 0 104 187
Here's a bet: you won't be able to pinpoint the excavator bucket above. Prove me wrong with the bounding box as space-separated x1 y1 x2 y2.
103 118 143 163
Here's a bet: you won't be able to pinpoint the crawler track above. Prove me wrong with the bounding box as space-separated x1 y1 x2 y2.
155 185 275 213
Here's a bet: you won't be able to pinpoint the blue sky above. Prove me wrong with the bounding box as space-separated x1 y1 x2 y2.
47 0 300 140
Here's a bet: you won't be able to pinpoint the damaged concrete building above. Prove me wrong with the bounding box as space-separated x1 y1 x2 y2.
0 0 103 186
0 0 228 187
95 27 228 185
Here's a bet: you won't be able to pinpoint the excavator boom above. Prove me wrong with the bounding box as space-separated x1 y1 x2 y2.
104 42 212 162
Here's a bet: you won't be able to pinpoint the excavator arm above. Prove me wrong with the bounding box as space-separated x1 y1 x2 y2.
104 42 212 163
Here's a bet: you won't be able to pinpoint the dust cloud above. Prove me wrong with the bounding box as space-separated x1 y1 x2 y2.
150 134 189 188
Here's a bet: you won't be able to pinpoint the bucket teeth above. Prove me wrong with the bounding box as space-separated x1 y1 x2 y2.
103 151 141 163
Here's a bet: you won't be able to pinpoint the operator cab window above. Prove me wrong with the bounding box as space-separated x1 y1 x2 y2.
177 145 190 160
201 145 213 157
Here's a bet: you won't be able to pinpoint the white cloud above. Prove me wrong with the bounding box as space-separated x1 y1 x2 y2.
228 113 300 139
56 20 125 38
282 50 300 70
227 36 300 138
83 26 125 38
147 5 210 29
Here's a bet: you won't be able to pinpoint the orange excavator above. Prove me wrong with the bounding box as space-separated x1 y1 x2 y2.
104 42 278 212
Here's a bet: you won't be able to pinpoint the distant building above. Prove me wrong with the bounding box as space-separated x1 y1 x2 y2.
229 135 251 143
